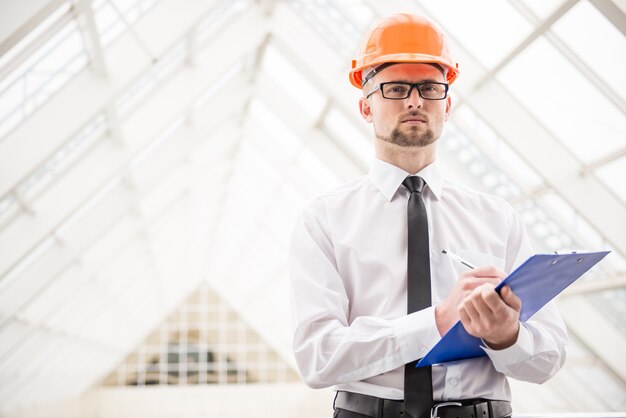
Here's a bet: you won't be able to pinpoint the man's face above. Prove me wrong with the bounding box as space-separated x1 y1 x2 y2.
359 63 451 148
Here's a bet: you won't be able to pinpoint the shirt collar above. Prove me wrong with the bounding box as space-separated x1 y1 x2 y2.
368 157 443 202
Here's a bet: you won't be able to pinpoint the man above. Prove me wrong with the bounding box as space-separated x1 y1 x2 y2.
289 13 567 418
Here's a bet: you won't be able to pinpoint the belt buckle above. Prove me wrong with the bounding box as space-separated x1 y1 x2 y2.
430 402 462 418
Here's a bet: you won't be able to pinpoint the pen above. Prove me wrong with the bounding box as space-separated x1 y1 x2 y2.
441 249 476 269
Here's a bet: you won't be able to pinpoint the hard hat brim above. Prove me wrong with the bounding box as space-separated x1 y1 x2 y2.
349 53 459 89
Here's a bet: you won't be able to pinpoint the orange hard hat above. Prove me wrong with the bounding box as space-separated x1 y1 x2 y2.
349 13 459 89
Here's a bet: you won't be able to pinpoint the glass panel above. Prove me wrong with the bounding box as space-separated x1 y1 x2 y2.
587 288 626 336
439 122 522 199
100 284 300 385
129 114 185 169
538 191 601 250
595 156 626 205
323 107 372 167
115 39 187 115
94 0 162 47
80 213 139 270
248 97 301 164
516 199 585 257
452 104 544 191
114 0 161 21
534 189 626 275
289 0 371 59
0 320 31 358
0 2 71 69
0 193 20 230
0 236 55 294
196 0 249 49
55 175 122 237
261 44 326 121
14 113 106 202
552 0 626 101
192 61 243 112
21 265 84 324
293 146 341 197
498 36 626 164
420 0 533 69
566 335 626 411
262 186 304 248
0 20 88 140
94 0 126 46
334 0 374 31
516 193 622 279
522 0 566 19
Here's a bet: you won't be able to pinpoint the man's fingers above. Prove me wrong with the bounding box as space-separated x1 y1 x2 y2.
460 297 480 321
462 266 507 279
501 286 522 312
459 306 471 328
459 276 501 292
477 284 521 314
465 284 495 316
479 283 503 311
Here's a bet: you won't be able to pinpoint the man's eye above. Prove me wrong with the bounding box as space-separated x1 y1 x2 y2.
386 86 408 93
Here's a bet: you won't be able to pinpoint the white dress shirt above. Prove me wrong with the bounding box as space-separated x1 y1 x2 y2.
289 157 567 402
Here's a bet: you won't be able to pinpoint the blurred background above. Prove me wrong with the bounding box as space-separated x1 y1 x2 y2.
0 0 625 416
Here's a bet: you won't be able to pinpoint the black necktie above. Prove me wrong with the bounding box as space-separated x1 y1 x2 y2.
403 176 433 418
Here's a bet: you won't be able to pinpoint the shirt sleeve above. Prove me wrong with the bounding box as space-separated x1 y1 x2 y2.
289 199 441 389
482 205 568 384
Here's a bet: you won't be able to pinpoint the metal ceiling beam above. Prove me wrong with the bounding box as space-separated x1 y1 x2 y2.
563 274 626 296
0 5 266 279
464 80 626 257
589 0 626 36
256 65 364 181
0 3 74 83
560 295 626 383
0 0 67 56
481 0 578 88
0 4 265 409
73 0 107 77
582 145 626 175
0 15 255 403
510 0 626 120
0 87 244 329
0 0 225 200
106 0 156 61
0 94 243 412
268 4 371 142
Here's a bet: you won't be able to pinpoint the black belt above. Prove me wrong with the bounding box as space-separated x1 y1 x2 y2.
334 391 512 418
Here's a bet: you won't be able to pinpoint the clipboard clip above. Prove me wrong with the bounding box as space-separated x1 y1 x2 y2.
552 251 586 264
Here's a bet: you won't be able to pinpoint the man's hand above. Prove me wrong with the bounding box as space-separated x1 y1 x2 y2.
435 266 505 336
459 283 522 350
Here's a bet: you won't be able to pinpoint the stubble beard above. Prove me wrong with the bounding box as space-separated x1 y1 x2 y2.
377 125 437 148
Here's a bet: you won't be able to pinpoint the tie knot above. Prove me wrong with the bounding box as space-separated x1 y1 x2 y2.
403 176 425 194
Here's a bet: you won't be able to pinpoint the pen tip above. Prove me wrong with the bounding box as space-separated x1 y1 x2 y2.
441 249 447 254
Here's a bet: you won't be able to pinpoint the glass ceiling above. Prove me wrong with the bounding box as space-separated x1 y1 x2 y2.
0 0 624 414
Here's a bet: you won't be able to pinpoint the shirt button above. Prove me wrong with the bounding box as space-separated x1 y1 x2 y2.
448 378 458 386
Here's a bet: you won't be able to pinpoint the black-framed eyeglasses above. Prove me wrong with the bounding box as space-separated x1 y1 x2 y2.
366 81 449 100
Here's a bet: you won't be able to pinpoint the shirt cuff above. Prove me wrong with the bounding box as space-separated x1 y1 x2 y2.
480 322 533 365
394 307 441 364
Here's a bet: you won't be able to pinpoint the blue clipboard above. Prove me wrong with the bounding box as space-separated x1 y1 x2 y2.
416 251 610 367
